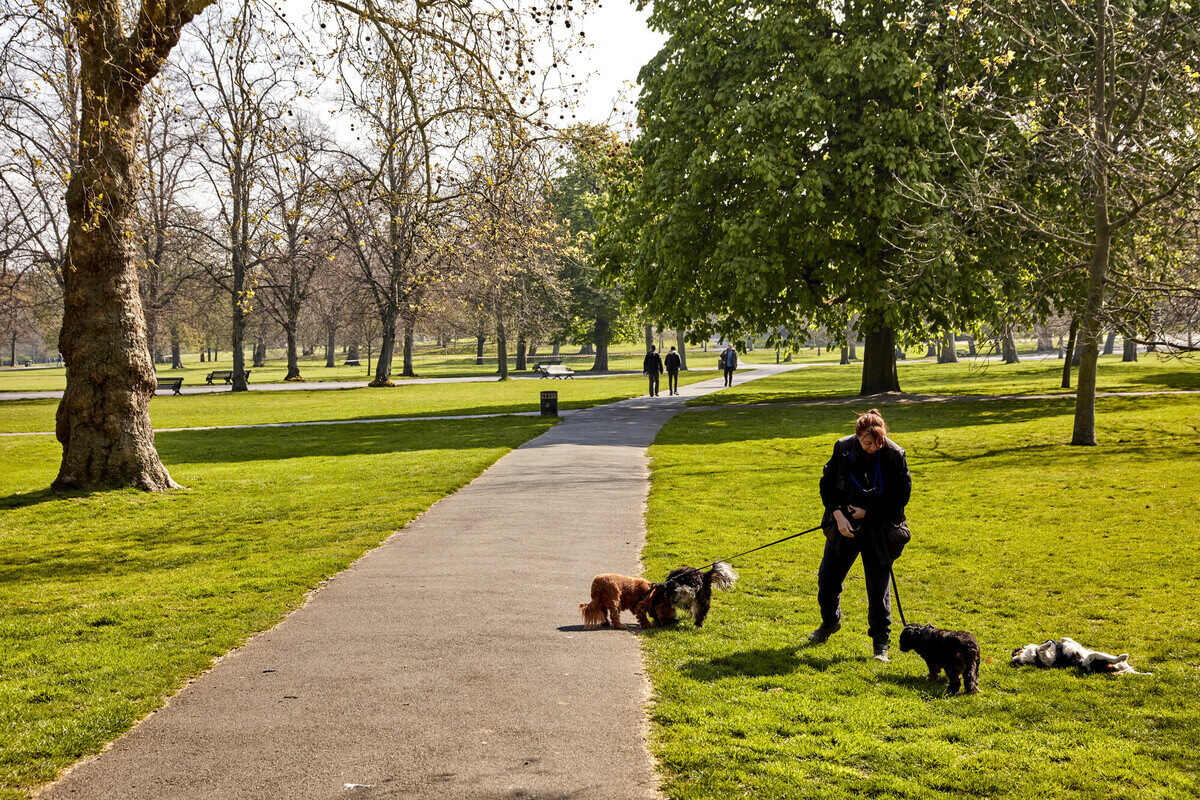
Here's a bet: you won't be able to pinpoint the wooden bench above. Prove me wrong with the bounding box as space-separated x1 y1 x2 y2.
156 377 184 395
531 359 563 372
539 364 574 379
205 369 250 384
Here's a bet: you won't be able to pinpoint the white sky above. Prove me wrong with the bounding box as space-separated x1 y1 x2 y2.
567 0 665 125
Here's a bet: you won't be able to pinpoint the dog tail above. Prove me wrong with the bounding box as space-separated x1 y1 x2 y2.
580 601 607 630
706 561 738 591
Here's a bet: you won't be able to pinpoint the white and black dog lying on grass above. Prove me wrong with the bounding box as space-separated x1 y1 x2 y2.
1010 636 1151 676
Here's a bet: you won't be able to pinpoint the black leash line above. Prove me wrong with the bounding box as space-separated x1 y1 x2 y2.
891 565 907 627
713 523 825 567
710 521 910 628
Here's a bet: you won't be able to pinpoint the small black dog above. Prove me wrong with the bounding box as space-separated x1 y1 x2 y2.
662 561 737 627
899 622 981 695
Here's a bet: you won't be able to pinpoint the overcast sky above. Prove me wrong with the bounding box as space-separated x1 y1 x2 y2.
571 0 665 125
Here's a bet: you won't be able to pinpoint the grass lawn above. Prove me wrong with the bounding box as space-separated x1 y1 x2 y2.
641 393 1200 799
0 344 745 392
697 353 1200 407
0 372 715 435
0 415 557 800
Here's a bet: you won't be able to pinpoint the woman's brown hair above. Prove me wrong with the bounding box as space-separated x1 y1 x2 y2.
855 408 888 447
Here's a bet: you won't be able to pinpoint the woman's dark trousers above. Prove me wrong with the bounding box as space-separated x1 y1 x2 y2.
817 529 892 645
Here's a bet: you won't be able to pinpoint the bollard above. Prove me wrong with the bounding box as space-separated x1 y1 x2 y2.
540 390 558 417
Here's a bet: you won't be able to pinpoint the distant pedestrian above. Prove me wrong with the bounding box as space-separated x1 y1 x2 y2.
643 345 664 397
664 346 682 395
720 343 738 387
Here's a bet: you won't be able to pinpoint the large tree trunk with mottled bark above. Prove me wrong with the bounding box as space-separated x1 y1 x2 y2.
938 331 958 363
515 333 527 371
475 333 486 365
676 330 688 370
401 320 416 377
53 8 196 492
859 323 900 395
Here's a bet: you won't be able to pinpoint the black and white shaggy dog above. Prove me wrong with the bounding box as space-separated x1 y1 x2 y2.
899 623 981 695
662 561 737 627
1010 637 1150 676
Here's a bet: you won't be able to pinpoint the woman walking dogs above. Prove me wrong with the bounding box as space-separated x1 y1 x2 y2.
808 409 911 662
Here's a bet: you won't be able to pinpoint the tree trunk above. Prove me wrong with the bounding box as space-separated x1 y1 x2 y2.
925 340 938 358
401 321 416 377
552 341 561 357
591 316 610 372
496 318 509 380
1103 329 1116 356
859 324 901 395
230 289 248 392
1001 331 1019 364
253 337 266 368
528 341 538 358
967 336 976 356
1122 336 1137 362
475 333 486 365
1036 325 1054 352
579 342 594 355
54 46 179 492
200 347 206 363
516 333 527 371
8 332 14 368
840 346 850 365
170 326 182 369
676 330 688 370
371 312 397 386
644 323 653 352
146 304 162 364
325 326 336 368
284 321 301 380
938 331 958 363
1062 318 1079 389
1071 0 1112 447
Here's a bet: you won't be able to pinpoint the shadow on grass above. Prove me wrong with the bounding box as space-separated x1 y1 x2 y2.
0 487 66 511
876 671 967 699
158 415 553 465
681 646 823 680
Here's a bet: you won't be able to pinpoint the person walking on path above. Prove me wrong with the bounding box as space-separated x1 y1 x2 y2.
643 345 664 397
664 346 682 395
808 408 912 662
720 343 738 387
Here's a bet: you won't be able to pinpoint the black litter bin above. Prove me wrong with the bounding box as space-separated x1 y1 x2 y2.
540 390 558 417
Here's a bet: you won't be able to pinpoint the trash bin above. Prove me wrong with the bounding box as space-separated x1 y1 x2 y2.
540 390 558 417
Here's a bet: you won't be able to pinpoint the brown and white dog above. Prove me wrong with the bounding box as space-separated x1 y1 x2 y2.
579 574 676 630
1010 637 1150 675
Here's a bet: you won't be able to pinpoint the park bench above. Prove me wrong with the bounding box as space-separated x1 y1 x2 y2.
205 369 250 385
156 377 184 395
531 359 563 371
539 364 574 379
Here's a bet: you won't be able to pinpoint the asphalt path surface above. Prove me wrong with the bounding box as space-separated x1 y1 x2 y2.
38 365 797 800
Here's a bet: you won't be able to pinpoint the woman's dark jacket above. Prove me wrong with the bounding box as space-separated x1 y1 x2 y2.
819 435 911 526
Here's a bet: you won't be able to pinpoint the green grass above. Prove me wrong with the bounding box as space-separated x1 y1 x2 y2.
0 415 556 800
0 373 715 435
0 344 746 393
641 394 1200 799
696 353 1200 406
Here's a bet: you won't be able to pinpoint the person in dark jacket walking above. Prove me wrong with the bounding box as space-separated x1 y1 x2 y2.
643 345 664 397
720 343 737 386
808 408 912 662
664 346 682 395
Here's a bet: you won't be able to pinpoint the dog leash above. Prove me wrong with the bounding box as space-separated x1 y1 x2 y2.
712 523 824 566
891 566 907 627
712 522 910 627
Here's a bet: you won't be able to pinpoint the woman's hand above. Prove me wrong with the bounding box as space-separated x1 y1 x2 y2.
847 505 866 520
833 509 855 538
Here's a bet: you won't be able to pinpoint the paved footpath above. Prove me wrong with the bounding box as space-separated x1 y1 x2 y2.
40 366 798 800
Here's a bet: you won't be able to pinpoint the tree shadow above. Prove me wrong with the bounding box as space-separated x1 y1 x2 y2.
0 487 69 510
